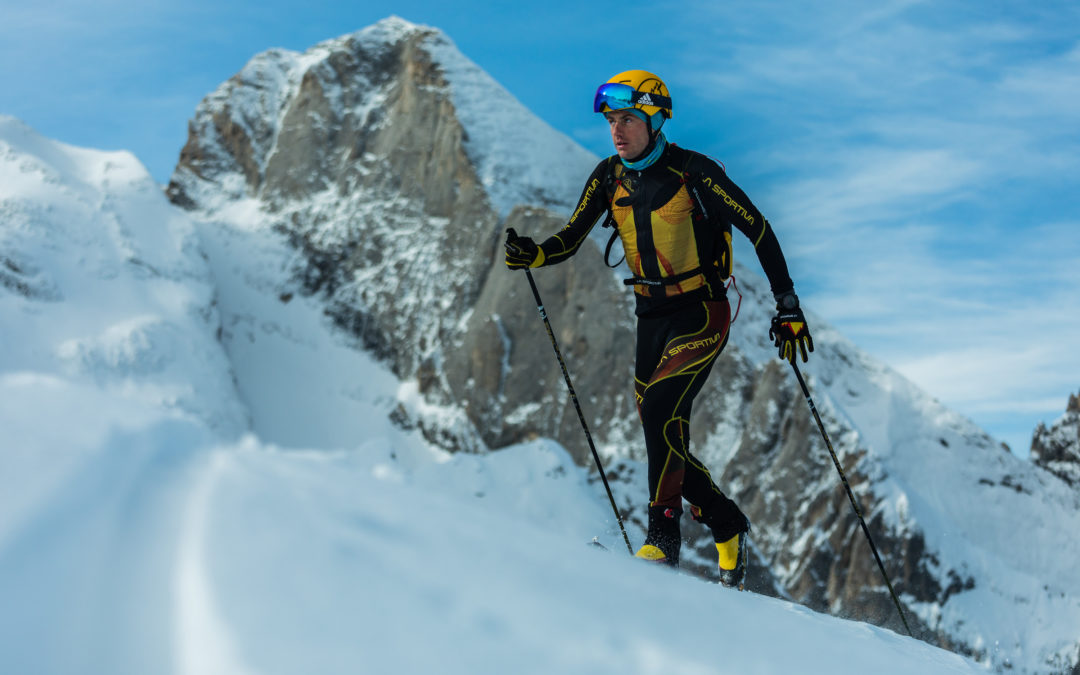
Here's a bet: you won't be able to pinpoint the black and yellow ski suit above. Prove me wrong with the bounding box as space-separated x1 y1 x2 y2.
535 143 796 543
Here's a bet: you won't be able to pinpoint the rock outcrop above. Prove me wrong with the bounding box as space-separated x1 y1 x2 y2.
1031 391 1080 488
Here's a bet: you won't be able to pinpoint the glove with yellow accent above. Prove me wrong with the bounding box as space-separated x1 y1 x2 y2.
504 228 545 269
769 291 813 364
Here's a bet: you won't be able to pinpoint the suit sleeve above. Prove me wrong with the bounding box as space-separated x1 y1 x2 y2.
696 159 794 296
536 159 611 266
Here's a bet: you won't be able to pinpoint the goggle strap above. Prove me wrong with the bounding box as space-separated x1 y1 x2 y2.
628 91 671 109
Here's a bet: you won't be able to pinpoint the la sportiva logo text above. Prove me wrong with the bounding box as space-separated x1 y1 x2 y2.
571 178 602 224
701 177 755 225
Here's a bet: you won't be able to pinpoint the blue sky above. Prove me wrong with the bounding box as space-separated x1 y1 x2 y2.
2 0 1078 453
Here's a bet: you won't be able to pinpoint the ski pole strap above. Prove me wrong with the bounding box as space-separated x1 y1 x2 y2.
623 267 704 287
602 216 625 268
726 275 743 324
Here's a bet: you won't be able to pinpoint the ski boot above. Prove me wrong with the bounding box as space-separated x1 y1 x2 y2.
634 505 681 567
691 505 750 589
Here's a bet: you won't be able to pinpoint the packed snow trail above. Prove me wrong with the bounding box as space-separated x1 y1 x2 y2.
175 449 256 675
0 378 215 673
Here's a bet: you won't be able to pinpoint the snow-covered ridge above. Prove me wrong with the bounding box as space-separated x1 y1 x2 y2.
0 115 245 435
419 22 598 216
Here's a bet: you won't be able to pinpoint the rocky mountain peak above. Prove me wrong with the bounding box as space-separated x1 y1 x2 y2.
167 16 593 216
1031 390 1080 487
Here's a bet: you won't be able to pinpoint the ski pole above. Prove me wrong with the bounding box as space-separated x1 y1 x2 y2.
790 361 913 637
521 267 634 555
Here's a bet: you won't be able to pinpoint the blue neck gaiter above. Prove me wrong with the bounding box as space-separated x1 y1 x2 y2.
622 131 667 171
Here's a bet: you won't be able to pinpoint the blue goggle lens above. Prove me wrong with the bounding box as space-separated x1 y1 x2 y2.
593 82 672 114
594 83 636 113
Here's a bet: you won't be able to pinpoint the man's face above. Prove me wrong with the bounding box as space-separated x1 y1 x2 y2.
605 109 650 160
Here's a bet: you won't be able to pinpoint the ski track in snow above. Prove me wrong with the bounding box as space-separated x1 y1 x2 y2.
175 449 254 675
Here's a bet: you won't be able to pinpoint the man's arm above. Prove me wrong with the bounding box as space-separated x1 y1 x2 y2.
696 157 812 363
536 158 612 266
696 159 794 296
505 158 612 270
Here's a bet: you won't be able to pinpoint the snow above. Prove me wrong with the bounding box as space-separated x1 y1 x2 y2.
422 21 598 217
0 115 993 674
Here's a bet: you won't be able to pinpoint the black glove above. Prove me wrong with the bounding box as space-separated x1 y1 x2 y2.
769 291 813 364
504 228 544 269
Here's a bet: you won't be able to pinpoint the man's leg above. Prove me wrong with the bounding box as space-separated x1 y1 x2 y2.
633 300 729 565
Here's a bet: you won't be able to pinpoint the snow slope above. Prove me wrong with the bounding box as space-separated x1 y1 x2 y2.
0 116 988 674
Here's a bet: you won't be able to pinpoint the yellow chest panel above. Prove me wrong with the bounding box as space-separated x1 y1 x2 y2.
612 183 705 297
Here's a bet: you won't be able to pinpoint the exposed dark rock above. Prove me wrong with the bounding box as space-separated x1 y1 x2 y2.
1031 391 1080 488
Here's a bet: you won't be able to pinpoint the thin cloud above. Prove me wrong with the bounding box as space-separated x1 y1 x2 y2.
771 148 985 232
995 42 1080 119
672 1 1080 452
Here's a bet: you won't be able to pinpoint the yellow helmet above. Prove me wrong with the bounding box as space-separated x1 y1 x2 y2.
593 70 673 119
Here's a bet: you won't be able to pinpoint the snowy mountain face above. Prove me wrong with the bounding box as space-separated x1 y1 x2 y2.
162 17 1080 673
0 116 247 437
2 15 1071 674
167 17 616 456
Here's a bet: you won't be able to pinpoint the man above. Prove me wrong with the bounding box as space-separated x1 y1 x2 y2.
505 70 812 588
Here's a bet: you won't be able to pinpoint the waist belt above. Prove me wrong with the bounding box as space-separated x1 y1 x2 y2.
623 267 705 287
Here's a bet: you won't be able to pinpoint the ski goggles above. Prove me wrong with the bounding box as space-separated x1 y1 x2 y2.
593 83 671 114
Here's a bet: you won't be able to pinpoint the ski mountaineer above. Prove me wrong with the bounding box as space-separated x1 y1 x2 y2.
504 70 813 588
